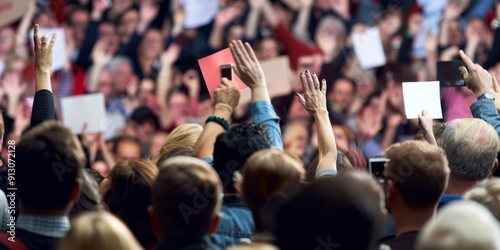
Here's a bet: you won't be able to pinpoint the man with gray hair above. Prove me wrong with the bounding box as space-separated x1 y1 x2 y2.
439 118 500 207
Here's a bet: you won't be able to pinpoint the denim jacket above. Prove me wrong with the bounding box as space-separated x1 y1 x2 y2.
211 195 254 248
470 98 500 136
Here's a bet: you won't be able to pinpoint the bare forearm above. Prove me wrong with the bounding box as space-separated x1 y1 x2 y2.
251 86 271 103
314 110 337 172
439 20 450 47
426 52 437 80
293 6 312 40
262 1 278 28
35 71 52 92
245 9 261 39
15 6 36 60
209 26 225 50
193 107 232 159
156 63 173 107
6 96 19 118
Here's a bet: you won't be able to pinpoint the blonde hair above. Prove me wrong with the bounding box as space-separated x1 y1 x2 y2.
441 118 500 180
416 200 500 250
59 211 143 250
241 148 305 232
464 178 500 221
157 123 203 159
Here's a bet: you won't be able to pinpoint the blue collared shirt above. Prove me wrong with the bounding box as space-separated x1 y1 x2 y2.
470 98 500 137
16 214 70 238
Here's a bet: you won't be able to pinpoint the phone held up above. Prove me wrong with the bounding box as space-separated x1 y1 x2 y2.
220 64 233 81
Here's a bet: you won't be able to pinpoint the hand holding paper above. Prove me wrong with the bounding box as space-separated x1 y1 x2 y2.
402 81 443 119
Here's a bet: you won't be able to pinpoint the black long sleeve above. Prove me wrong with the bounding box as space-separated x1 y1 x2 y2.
76 20 99 70
397 35 414 65
29 90 55 130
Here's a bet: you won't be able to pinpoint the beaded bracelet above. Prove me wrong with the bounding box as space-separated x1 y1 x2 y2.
206 115 230 130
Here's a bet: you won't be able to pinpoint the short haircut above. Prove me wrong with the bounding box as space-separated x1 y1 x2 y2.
103 159 158 247
59 211 142 250
17 121 85 210
241 148 304 232
441 118 500 180
213 123 272 193
464 178 500 221
384 141 449 208
153 156 222 236
416 200 500 250
276 175 385 250
111 136 141 155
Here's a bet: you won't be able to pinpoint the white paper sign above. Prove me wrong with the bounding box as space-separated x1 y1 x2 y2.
29 28 67 72
352 27 387 69
180 0 218 29
61 93 106 134
402 81 443 119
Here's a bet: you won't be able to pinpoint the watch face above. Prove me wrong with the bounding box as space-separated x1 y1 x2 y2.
485 93 495 100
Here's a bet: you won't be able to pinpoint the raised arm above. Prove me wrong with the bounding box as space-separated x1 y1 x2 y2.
293 0 313 41
418 110 437 146
193 78 241 160
229 40 284 150
245 0 265 40
296 71 337 177
156 43 181 128
459 50 500 136
14 0 36 60
31 24 56 129
209 3 244 50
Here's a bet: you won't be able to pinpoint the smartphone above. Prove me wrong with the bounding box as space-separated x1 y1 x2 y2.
220 64 233 80
437 60 466 87
369 158 389 179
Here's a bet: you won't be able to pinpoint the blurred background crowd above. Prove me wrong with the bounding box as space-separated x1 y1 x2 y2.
0 0 499 176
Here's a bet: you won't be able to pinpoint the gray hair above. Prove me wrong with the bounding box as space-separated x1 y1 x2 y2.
104 56 133 74
316 15 346 37
441 118 500 180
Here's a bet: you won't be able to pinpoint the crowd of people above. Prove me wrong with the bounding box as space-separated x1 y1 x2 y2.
0 0 500 249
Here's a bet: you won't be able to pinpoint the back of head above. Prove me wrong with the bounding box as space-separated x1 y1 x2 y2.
464 178 500 221
213 123 272 193
154 156 223 238
276 174 385 250
416 200 500 250
441 118 500 180
103 159 158 247
59 211 142 250
17 121 85 211
70 170 102 218
155 146 193 164
158 123 203 156
241 148 304 232
384 140 450 208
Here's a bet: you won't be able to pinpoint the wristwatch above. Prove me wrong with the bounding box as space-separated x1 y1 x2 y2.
478 92 495 100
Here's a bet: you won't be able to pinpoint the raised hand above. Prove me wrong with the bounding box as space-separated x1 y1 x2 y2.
140 0 159 22
459 50 494 97
214 78 241 111
315 30 337 62
160 43 181 66
300 0 314 8
215 2 245 28
229 40 266 88
92 0 110 20
249 0 266 10
183 69 200 98
34 24 56 73
91 40 113 66
424 30 438 53
444 0 461 20
296 70 327 115
417 110 437 145
1 73 27 99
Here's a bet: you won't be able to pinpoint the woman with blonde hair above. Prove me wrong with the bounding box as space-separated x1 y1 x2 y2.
240 148 305 245
157 123 203 160
59 211 143 250
100 159 158 248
